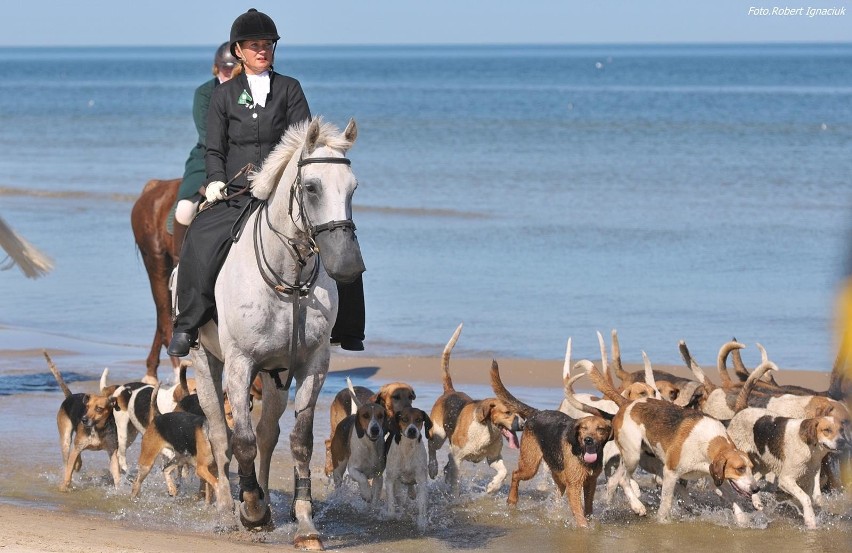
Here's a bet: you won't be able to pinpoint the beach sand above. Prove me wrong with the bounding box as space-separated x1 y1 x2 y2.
0 349 849 553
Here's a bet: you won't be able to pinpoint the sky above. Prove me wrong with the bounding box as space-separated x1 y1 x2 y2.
2 0 850 47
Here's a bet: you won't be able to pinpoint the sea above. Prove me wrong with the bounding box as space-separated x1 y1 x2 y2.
2 43 852 371
0 44 850 551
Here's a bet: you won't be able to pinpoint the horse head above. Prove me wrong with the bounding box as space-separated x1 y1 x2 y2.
251 116 365 285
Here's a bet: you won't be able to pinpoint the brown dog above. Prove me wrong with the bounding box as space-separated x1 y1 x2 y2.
583 361 759 522
491 359 612 527
329 380 387 502
130 382 218 500
46 351 120 492
428 324 523 494
325 379 416 475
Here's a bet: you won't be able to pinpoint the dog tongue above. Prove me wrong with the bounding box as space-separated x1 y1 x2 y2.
501 428 519 449
583 451 598 463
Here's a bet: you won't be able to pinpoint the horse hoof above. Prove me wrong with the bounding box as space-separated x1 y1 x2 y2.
294 534 324 551
239 503 272 530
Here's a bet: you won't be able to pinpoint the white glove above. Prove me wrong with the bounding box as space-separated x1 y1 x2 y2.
205 180 227 203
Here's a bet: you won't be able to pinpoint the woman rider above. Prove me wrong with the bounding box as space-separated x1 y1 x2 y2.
168 8 365 357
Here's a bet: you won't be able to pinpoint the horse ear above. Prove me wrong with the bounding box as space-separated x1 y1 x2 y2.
343 118 358 146
305 118 321 154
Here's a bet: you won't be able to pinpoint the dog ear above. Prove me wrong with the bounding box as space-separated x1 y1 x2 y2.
409 388 416 402
565 419 580 449
392 411 402 444
354 413 366 439
799 417 820 446
423 411 434 440
109 396 117 411
710 454 727 487
474 400 496 424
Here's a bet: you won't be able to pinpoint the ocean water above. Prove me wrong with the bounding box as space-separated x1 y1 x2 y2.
1 43 852 372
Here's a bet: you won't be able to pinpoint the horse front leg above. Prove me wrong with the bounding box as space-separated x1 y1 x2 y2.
192 349 232 515
290 368 328 551
255 371 288 499
227 356 271 529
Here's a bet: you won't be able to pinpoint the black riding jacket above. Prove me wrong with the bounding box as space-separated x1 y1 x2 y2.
205 70 311 193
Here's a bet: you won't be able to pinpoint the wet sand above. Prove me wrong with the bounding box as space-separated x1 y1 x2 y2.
0 346 849 552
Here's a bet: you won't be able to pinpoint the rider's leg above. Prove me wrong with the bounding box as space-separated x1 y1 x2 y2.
172 198 199 263
168 199 245 357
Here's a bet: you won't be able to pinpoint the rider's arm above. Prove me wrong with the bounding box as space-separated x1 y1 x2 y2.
205 85 229 186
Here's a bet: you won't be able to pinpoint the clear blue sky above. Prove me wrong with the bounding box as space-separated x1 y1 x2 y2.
2 0 850 46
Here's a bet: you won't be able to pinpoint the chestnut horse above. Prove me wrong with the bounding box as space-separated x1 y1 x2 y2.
130 178 181 385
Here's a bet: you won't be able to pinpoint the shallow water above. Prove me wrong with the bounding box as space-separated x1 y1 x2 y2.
1 348 849 552
2 44 852 369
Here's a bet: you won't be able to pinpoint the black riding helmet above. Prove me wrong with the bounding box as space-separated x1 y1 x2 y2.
229 8 280 57
214 41 238 69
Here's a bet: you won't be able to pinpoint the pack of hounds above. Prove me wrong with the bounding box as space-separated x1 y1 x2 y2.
48 323 850 531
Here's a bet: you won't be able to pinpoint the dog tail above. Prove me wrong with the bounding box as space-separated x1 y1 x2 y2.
582 359 629 408
828 346 847 401
175 359 193 402
490 359 536 419
596 331 616 388
611 329 631 385
148 382 162 427
44 350 72 398
346 377 362 415
716 340 745 389
564 362 615 420
679 340 716 392
734 348 778 413
98 367 118 396
731 336 779 386
441 323 463 394
561 337 572 384
641 351 662 400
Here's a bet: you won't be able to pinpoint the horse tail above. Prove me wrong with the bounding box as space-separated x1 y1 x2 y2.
44 350 72 398
149 382 162 426
490 360 536 419
441 323 463 394
0 214 53 279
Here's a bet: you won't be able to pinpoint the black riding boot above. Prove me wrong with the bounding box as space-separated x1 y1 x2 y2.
171 221 188 264
331 275 365 351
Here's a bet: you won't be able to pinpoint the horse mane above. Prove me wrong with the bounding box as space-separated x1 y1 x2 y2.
249 116 353 201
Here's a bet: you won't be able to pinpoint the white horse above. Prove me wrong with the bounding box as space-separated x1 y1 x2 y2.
190 117 363 550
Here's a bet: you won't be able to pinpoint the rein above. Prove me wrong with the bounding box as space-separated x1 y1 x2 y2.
252 154 354 391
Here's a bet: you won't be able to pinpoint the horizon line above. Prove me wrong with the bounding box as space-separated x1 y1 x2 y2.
2 40 851 49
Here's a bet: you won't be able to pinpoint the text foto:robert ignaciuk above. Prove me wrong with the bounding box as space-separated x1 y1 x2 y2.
748 6 846 16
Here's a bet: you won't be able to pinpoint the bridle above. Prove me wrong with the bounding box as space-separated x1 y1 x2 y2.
253 154 354 297
251 152 355 390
